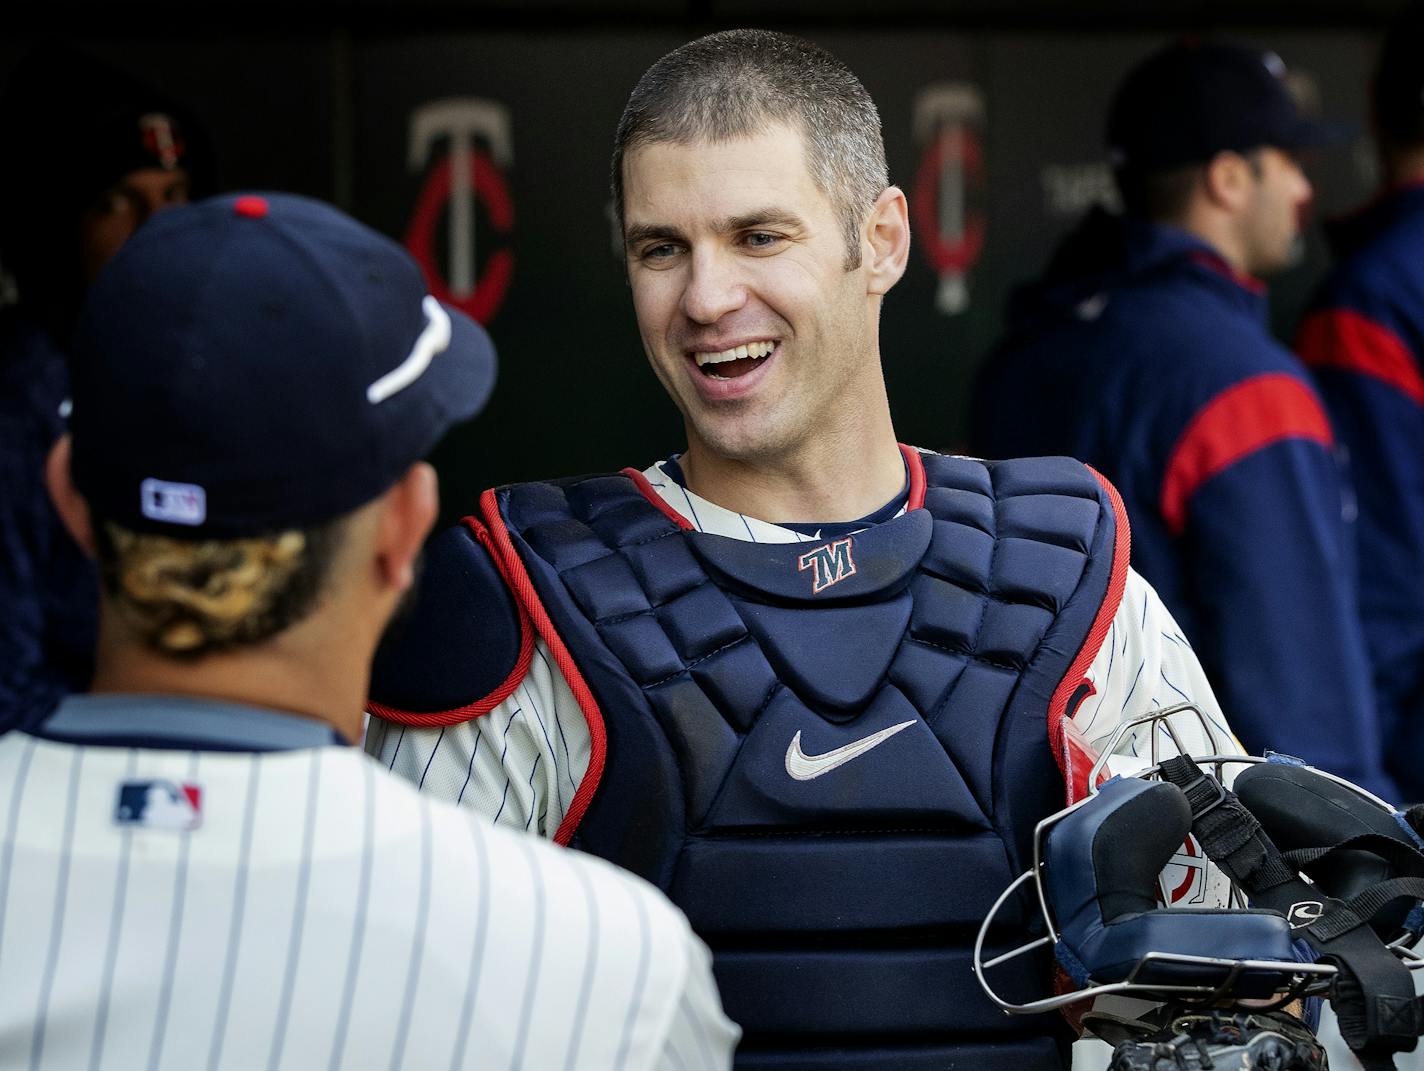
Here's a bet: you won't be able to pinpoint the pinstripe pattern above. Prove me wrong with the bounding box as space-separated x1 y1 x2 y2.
266 751 321 1071
146 750 200 1071
0 734 38 974
613 882 653 1070
28 746 84 1070
509 838 546 1069
88 748 139 1071
207 756 262 1071
0 728 737 1070
561 860 601 1071
328 758 375 1071
386 795 432 1071
445 802 492 1071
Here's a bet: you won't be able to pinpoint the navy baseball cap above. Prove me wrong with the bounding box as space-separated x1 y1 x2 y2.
1107 40 1350 172
69 192 497 536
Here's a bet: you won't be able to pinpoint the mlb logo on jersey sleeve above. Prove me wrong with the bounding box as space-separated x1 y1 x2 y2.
115 780 203 831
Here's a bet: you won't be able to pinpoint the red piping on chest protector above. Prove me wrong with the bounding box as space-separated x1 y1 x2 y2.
1048 468 1130 805
624 467 695 529
899 443 928 511
365 516 534 728
479 487 607 847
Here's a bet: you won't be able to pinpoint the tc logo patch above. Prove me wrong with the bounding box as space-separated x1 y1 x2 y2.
798 537 857 594
115 780 203 831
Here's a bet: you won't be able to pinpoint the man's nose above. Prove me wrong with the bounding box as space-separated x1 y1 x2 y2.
680 248 747 324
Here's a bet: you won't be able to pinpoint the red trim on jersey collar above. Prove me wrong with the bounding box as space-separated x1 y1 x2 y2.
626 444 926 528
1188 249 1267 296
1296 307 1424 405
624 466 695 530
479 488 607 847
1158 373 1334 536
1047 467 1131 805
364 517 535 728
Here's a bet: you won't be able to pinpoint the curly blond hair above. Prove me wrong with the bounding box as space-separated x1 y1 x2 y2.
95 518 345 656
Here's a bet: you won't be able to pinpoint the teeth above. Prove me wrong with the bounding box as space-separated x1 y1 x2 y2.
694 340 775 367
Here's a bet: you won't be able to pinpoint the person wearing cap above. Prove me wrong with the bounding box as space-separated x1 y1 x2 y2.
1296 10 1424 802
0 45 210 735
969 39 1393 798
363 31 1242 1069
0 191 737 1068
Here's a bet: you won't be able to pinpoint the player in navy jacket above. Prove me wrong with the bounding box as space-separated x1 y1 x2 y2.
1296 15 1424 801
971 40 1394 799
0 48 207 733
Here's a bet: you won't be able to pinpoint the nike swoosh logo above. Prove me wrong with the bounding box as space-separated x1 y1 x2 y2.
784 720 917 781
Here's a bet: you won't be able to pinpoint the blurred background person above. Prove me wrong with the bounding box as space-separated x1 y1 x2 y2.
1296 6 1424 802
0 44 211 734
967 40 1395 798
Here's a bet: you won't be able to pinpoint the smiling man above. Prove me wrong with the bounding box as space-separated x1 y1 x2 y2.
367 29 1238 1069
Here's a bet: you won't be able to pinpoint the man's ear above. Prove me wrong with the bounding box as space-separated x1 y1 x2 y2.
374 462 439 593
45 435 96 557
1201 152 1253 213
863 186 911 297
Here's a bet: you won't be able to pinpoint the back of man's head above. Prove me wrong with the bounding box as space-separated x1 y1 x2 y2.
1106 39 1333 223
54 193 496 660
0 44 214 335
612 29 888 268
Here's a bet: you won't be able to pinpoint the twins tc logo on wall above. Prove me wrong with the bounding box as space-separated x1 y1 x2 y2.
911 84 987 317
404 99 515 325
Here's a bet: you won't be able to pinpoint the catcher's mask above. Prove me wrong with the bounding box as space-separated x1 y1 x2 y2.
974 706 1424 1067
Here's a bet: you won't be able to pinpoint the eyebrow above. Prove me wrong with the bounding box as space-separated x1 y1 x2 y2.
720 209 806 234
623 223 685 249
623 208 808 250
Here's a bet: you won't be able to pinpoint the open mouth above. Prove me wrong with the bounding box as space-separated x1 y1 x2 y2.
692 340 776 380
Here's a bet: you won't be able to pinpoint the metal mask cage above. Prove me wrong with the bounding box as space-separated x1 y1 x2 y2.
969 703 1424 1016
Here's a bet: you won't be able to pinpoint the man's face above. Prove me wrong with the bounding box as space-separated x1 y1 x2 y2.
621 125 878 465
1239 147 1312 275
78 166 190 283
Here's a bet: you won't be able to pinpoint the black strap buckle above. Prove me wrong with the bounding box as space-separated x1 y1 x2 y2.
1180 769 1229 821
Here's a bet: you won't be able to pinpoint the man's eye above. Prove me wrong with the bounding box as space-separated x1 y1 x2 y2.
743 232 782 250
641 243 681 262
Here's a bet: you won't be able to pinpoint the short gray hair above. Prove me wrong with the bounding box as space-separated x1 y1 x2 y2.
612 29 889 269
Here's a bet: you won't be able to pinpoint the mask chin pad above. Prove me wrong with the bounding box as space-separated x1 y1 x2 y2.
1045 777 1296 993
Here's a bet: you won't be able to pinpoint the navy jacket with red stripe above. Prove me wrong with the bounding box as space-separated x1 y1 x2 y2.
969 208 1392 798
1298 184 1424 801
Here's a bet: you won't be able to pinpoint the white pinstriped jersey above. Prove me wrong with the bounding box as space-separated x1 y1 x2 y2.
0 694 738 1071
367 457 1240 836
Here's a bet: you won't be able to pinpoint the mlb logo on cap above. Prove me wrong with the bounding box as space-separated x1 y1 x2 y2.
115 780 203 831
141 478 206 526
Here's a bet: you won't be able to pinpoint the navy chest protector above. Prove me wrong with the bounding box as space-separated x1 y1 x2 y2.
374 449 1128 1070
